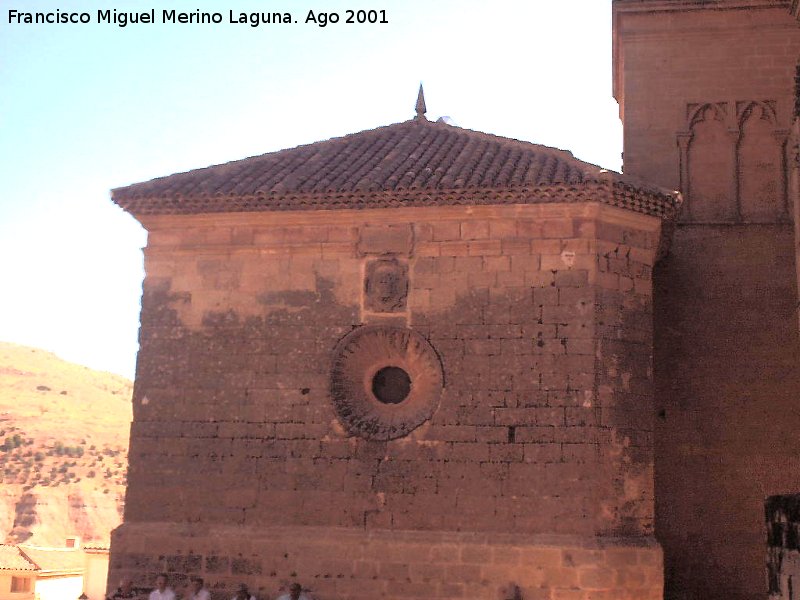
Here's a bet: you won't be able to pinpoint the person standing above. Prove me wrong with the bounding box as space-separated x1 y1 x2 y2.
276 582 312 600
188 577 211 600
149 573 176 600
231 583 256 600
107 578 137 600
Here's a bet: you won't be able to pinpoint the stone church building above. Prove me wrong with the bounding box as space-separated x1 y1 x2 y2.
109 2 800 599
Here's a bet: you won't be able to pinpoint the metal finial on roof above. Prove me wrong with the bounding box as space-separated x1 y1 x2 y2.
415 84 427 120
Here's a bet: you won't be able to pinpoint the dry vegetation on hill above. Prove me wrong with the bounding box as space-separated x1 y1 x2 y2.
0 342 132 546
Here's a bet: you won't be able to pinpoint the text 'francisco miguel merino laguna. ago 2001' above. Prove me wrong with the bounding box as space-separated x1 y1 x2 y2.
6 8 389 28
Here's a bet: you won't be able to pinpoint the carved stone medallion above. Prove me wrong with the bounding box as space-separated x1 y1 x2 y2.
364 257 408 313
330 326 444 440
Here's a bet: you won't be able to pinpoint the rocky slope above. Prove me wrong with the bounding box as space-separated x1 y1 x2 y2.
0 342 131 546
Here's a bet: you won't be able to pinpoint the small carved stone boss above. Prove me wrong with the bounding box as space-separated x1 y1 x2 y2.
364 257 407 313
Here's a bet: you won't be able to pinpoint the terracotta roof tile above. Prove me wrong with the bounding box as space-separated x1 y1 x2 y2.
18 546 84 575
112 118 681 219
81 543 110 551
0 545 37 571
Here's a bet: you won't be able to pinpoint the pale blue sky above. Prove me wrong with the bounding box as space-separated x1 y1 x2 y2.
0 0 622 378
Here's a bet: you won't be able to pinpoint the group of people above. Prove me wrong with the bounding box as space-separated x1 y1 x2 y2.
109 573 312 600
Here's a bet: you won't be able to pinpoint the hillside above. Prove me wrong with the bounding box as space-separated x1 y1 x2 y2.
0 342 132 546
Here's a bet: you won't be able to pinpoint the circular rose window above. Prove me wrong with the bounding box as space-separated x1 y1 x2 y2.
330 326 444 440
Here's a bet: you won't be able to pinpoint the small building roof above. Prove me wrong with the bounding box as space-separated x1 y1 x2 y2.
0 545 37 571
112 118 681 220
18 546 84 576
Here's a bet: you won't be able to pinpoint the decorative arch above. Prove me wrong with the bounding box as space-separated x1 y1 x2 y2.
683 102 738 221
736 100 778 129
737 101 788 221
678 100 788 222
688 102 729 130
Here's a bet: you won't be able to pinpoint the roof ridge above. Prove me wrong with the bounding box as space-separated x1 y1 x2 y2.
15 547 41 571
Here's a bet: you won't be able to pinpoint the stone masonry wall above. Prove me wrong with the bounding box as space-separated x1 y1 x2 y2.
614 3 800 599
112 203 662 599
615 2 800 196
653 224 800 600
111 523 663 600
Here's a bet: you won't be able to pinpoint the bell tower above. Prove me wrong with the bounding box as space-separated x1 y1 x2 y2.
613 1 800 599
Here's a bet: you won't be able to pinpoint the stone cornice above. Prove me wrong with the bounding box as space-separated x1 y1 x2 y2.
117 181 681 227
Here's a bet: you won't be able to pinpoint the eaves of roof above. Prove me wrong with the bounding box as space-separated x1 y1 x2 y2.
112 118 681 221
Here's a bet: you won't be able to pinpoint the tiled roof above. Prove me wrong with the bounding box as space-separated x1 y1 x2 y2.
112 118 681 220
18 546 84 575
0 545 37 571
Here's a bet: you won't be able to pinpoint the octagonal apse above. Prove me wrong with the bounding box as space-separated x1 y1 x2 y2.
109 105 679 599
